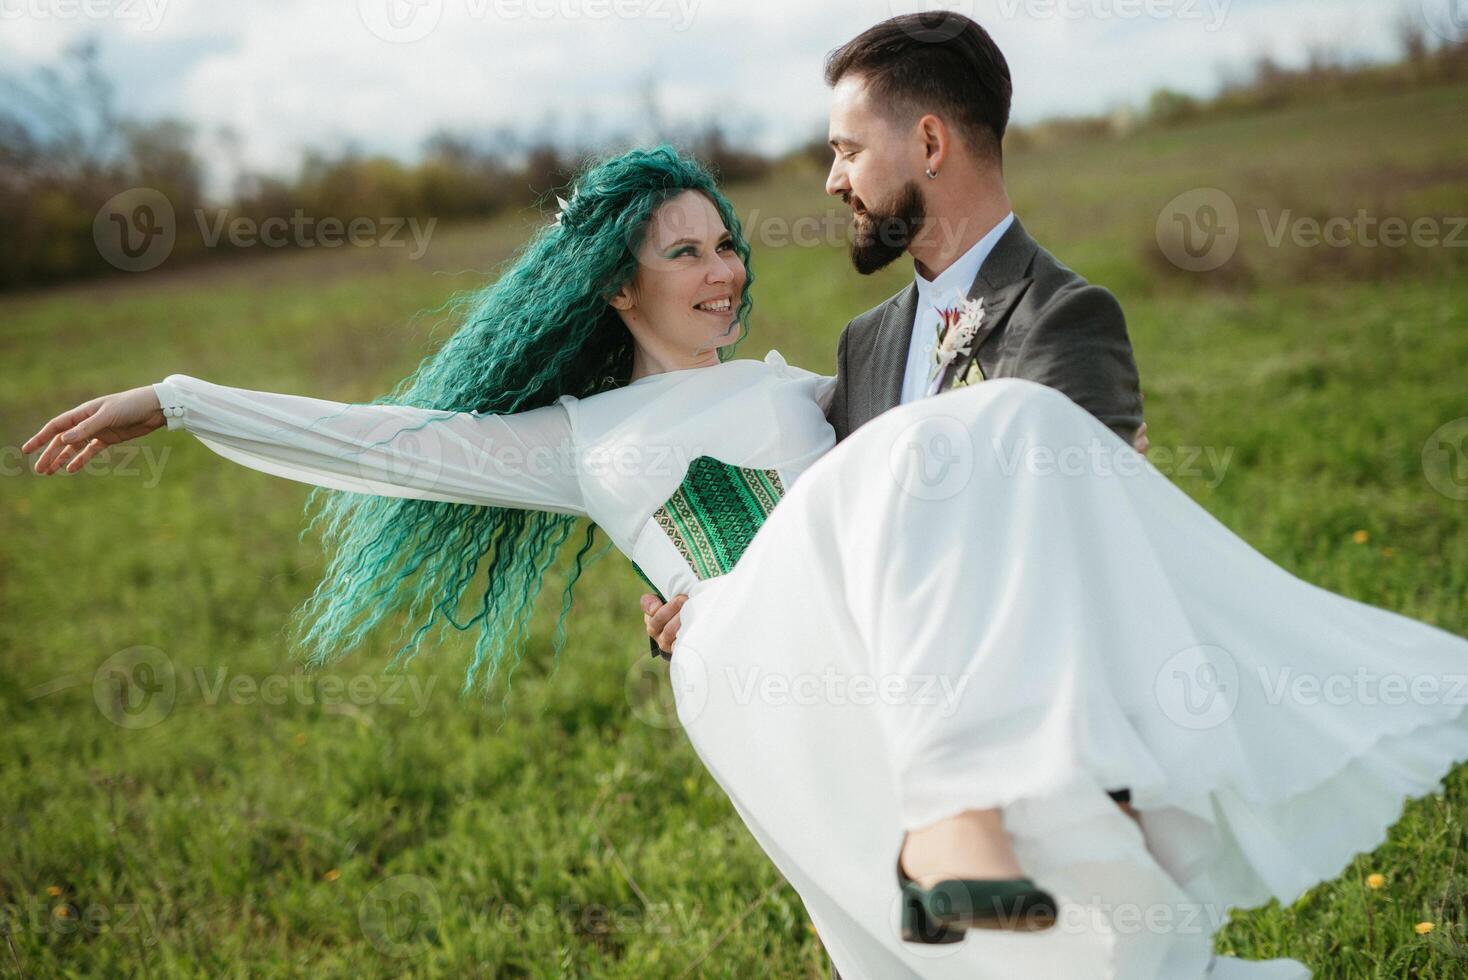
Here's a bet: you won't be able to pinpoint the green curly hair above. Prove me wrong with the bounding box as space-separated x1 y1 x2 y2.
286 144 755 700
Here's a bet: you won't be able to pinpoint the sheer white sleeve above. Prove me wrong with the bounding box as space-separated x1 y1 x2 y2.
814 375 838 415
151 373 584 515
761 349 838 413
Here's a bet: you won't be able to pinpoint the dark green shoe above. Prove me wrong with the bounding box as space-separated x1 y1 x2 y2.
897 854 1058 942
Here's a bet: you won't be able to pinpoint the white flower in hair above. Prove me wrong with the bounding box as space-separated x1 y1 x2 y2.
553 195 573 227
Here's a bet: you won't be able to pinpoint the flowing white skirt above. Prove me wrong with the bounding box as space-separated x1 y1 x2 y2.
669 378 1468 980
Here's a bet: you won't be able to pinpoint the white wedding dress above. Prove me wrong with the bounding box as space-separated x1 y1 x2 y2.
151 351 1468 979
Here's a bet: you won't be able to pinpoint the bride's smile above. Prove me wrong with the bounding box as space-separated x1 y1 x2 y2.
609 189 749 381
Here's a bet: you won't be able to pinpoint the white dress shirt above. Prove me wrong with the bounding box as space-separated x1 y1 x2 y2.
899 211 1016 405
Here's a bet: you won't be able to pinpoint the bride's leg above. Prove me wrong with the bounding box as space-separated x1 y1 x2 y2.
899 808 1023 887
899 801 1145 888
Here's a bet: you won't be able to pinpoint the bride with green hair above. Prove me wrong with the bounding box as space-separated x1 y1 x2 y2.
23 144 1468 979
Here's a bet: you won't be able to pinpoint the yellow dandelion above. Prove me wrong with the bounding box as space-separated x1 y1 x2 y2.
324 869 340 882
46 885 63 896
1415 921 1434 935
1366 873 1385 890
294 732 307 747
1381 547 1395 558
1352 530 1370 544
53 906 71 919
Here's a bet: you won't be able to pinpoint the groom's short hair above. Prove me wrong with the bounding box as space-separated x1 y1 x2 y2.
824 12 1012 163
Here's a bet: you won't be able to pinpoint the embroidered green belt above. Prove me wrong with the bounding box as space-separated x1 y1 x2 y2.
631 455 786 594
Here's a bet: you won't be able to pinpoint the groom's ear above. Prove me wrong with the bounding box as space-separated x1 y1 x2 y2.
917 113 951 172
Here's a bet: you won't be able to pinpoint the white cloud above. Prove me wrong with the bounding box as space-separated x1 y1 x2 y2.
0 0 1420 196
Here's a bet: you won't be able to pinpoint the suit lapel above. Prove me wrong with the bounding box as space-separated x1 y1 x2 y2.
871 281 918 415
935 217 1038 390
866 216 1040 412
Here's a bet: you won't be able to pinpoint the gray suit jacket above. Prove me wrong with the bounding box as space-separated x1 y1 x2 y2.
825 215 1143 445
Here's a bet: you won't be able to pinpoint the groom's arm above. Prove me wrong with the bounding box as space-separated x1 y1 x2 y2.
1009 284 1144 446
824 320 854 442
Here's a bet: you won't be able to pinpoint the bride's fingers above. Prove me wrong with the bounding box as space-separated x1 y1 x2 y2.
36 431 92 474
42 439 79 475
657 611 682 653
63 438 107 473
21 404 93 455
57 443 82 472
32 433 70 474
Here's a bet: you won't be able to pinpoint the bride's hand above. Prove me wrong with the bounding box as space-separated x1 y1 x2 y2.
21 385 167 475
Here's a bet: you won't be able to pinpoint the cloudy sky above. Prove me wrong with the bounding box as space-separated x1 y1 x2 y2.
0 0 1431 196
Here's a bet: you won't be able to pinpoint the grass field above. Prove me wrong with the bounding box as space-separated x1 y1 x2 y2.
3 79 1468 978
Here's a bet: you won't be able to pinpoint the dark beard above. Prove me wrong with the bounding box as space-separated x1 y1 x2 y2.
849 181 925 275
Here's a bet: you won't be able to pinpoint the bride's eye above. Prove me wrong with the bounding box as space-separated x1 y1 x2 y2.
718 239 735 252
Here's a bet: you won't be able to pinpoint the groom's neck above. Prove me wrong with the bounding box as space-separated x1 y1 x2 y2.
910 170 1012 281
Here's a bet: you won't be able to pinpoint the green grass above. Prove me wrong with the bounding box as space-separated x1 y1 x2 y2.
3 81 1468 978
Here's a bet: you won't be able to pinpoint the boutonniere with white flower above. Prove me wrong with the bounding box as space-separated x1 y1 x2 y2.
926 296 986 396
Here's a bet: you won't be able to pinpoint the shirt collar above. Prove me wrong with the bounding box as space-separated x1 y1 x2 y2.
913 211 1016 307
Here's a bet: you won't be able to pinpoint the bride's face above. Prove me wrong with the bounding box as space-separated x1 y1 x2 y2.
610 190 746 356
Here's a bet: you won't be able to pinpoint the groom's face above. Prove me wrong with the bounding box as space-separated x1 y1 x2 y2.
826 74 929 275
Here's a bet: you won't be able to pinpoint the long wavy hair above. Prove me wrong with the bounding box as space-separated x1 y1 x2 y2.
285 144 755 700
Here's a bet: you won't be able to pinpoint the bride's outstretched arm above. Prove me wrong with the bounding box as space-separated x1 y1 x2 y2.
22 374 585 515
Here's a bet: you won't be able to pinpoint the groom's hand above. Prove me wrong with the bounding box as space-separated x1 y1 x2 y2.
642 593 688 655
